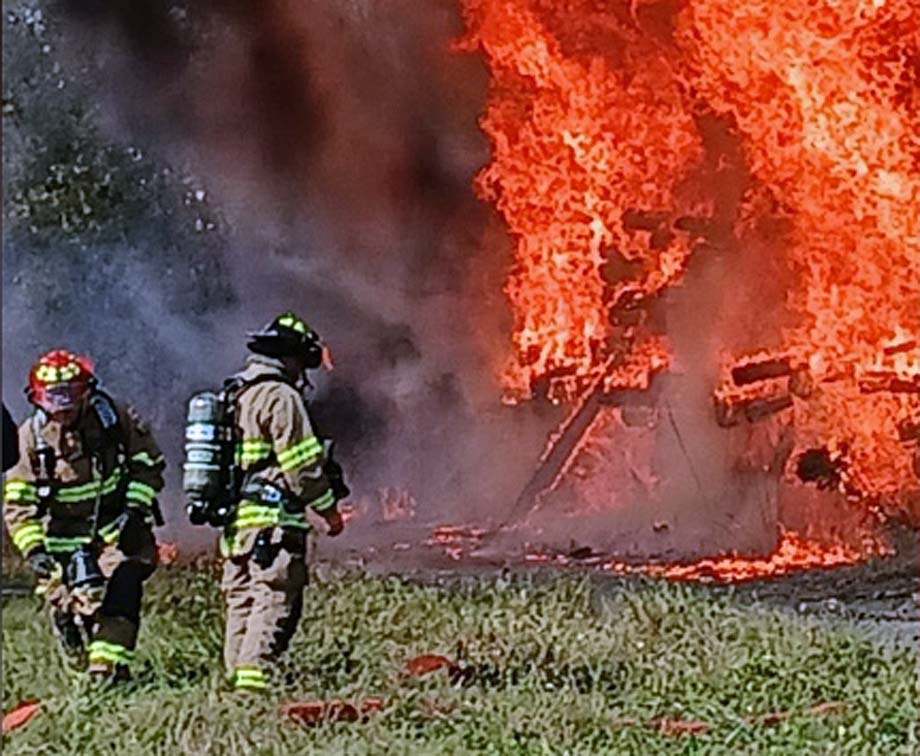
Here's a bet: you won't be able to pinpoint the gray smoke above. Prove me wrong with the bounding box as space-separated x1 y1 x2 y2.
4 0 826 562
3 0 560 552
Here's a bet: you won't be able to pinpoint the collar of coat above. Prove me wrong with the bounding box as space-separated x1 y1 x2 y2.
33 404 104 460
236 355 289 383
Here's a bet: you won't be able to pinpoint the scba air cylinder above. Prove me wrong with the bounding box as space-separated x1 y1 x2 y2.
182 391 227 507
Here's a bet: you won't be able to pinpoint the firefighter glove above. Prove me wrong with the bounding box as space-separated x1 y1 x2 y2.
118 506 152 555
322 444 350 501
28 549 57 580
321 508 344 537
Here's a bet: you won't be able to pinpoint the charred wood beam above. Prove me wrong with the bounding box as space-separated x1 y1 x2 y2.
731 357 792 386
621 208 718 240
673 215 720 238
883 339 917 356
510 371 609 521
508 367 664 526
858 371 920 394
507 354 651 523
621 208 669 232
715 392 794 427
744 393 794 422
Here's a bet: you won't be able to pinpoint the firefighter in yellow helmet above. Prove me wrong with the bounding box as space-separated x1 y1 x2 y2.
217 312 346 692
3 350 165 680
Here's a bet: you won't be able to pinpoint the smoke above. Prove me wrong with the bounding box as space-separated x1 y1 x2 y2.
1 235 238 547
7 1 874 563
0 0 566 551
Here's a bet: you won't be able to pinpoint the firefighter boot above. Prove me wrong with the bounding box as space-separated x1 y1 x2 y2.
51 608 87 670
87 662 132 684
87 615 137 684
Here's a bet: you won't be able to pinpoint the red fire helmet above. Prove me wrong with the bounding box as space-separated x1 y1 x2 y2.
27 349 96 413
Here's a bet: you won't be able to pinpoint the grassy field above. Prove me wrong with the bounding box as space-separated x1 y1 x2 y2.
2 564 917 755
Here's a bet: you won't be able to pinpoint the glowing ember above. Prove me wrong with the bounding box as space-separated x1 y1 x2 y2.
425 525 488 560
423 524 891 583
598 529 894 583
379 488 418 522
156 543 179 566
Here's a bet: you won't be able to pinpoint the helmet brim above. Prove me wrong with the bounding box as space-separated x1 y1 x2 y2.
247 334 323 368
247 333 304 359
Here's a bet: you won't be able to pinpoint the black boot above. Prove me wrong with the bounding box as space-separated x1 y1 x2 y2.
51 610 87 669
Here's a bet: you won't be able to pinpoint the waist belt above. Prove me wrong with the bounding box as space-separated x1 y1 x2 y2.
240 479 303 514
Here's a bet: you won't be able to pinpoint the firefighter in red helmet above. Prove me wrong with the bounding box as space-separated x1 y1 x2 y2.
3 350 165 680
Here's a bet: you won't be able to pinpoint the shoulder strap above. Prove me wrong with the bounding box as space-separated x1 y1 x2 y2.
222 373 295 405
31 410 48 450
29 411 56 495
223 374 297 477
88 390 126 457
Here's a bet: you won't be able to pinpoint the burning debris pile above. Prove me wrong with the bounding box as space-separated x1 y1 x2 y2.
36 0 915 581
423 0 920 579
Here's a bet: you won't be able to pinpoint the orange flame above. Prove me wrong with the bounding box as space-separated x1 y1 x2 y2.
459 0 703 401
461 0 919 516
423 525 891 583
678 0 920 502
600 528 893 583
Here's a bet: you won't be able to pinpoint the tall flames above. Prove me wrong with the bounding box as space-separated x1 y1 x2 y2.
457 0 705 402
679 0 920 501
459 0 920 534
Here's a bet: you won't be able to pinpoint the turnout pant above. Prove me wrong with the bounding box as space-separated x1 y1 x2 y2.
42 529 157 673
221 533 307 691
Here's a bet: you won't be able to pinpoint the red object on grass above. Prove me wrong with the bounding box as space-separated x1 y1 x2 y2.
653 718 712 735
2 701 41 734
156 543 179 566
280 698 385 726
405 655 457 677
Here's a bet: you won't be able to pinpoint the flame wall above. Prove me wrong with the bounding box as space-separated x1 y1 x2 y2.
460 0 920 518
678 0 920 502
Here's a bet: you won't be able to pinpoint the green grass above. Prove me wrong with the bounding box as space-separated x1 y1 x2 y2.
2 565 917 755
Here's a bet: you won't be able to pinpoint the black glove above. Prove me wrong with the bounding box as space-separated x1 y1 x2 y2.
28 549 56 579
252 529 280 569
118 506 152 555
323 457 351 501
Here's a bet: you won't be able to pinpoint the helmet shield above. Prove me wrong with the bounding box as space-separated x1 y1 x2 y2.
37 382 87 412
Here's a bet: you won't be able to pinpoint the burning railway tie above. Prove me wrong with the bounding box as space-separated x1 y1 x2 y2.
680 0 920 509
499 350 672 534
714 354 818 428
